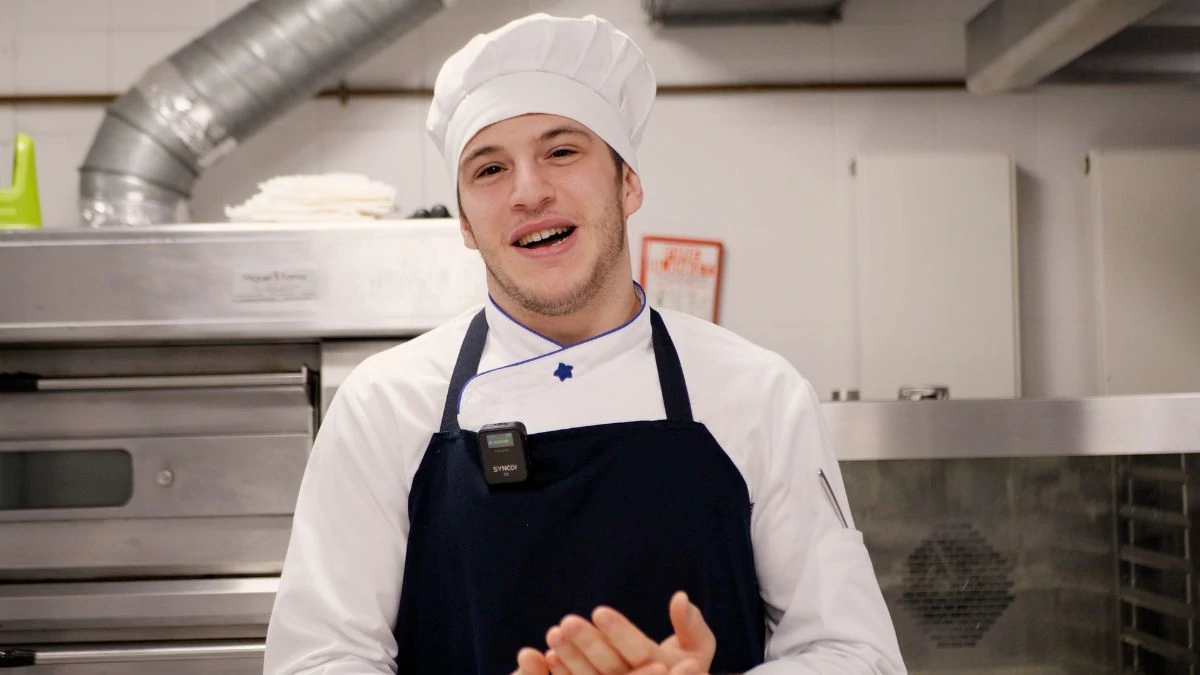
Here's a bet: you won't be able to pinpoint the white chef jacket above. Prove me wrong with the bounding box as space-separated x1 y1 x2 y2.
264 286 907 674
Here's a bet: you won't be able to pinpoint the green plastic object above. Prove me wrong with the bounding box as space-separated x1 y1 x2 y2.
0 133 43 229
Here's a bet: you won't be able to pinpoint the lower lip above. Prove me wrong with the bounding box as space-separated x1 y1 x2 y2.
513 230 578 259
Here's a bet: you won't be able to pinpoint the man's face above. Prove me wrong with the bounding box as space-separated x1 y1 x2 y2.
457 113 643 317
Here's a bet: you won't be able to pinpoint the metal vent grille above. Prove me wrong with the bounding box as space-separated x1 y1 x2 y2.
643 0 844 26
899 522 1015 648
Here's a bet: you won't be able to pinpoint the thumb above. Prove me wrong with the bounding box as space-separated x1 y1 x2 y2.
669 591 715 654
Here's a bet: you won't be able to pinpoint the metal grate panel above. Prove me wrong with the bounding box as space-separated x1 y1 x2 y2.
899 522 1015 648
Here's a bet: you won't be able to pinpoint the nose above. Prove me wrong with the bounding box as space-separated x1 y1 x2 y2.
508 161 554 211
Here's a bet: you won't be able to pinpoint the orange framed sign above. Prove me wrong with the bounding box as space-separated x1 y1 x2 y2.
639 236 724 323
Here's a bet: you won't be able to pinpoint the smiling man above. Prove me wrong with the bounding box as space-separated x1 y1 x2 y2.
263 12 906 675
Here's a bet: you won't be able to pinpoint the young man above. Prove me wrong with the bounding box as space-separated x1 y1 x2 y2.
264 13 906 675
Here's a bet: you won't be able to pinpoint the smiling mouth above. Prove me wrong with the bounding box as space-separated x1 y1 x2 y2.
515 226 577 249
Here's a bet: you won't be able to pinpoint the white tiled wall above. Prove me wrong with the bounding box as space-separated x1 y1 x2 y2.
13 0 109 31
110 0 217 30
111 31 194 91
0 15 13 97
2 0 1199 401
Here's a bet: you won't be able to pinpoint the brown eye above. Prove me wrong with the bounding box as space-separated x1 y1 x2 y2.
475 164 502 179
550 148 576 159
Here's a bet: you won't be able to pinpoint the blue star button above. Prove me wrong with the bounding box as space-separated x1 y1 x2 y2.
553 362 574 382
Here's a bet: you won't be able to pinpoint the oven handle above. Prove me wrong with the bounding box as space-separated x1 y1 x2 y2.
0 641 265 667
0 369 308 393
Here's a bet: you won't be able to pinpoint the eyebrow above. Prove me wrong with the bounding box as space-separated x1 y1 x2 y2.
460 126 592 171
461 144 501 169
539 126 589 143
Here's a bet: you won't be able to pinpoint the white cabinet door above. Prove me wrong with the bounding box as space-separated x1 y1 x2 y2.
854 152 1020 400
1092 149 1200 395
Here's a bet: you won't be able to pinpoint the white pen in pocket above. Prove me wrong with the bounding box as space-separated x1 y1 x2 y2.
817 469 849 528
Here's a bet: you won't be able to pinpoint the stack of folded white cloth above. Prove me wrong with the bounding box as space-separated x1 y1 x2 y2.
225 173 397 222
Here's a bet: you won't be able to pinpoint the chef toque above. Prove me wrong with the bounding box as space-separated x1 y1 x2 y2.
426 13 657 187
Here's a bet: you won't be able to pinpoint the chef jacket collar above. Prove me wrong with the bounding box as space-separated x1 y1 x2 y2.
481 282 650 363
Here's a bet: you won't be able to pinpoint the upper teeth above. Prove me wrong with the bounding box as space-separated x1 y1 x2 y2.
518 227 570 247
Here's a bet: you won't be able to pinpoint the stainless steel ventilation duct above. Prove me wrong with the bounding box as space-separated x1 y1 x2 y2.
79 0 449 227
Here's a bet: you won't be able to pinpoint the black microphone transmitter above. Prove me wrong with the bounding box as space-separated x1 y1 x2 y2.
477 422 530 485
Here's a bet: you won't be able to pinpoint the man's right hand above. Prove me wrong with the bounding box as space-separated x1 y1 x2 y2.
514 648 702 675
511 591 715 675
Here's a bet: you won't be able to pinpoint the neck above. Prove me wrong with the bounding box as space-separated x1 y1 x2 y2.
491 278 642 346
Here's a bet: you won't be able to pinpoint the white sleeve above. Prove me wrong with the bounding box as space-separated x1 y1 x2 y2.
263 367 413 674
747 371 907 675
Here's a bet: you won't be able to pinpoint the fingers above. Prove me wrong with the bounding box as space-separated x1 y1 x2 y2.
545 649 575 675
552 616 625 674
629 664 669 675
547 624 603 675
668 592 716 657
592 606 660 667
536 597 709 675
515 647 551 675
667 659 704 675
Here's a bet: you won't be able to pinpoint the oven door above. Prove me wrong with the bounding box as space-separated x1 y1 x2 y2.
0 433 309 581
0 371 312 579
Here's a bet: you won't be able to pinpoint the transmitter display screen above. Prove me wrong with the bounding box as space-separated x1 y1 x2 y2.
486 433 515 449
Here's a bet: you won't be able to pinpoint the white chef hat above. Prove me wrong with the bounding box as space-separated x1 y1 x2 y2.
426 13 657 187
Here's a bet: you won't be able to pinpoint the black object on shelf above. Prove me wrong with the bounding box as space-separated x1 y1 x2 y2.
0 648 37 667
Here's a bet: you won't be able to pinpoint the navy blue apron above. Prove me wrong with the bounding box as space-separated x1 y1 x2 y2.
393 309 764 674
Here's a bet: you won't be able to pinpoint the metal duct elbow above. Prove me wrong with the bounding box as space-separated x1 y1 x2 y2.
79 0 447 227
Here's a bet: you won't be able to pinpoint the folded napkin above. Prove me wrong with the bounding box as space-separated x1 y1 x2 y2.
225 173 398 222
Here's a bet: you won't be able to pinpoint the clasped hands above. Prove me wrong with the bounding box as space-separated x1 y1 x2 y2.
512 591 716 675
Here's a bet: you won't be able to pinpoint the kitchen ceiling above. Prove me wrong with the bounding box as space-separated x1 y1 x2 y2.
967 0 1200 93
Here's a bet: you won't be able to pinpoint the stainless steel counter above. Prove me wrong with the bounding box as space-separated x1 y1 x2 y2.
824 394 1200 461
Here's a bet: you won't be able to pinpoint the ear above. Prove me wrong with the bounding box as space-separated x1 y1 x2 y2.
621 166 644 218
459 215 479 251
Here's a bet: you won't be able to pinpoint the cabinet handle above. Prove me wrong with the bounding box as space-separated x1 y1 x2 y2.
0 641 264 667
1 369 308 393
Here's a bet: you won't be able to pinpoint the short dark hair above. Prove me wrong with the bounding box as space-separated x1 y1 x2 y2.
455 143 626 218
608 144 625 172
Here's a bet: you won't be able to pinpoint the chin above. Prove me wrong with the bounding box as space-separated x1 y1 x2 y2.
514 280 595 316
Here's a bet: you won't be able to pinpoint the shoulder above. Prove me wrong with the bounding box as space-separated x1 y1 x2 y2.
333 307 479 425
655 307 822 464
656 307 803 394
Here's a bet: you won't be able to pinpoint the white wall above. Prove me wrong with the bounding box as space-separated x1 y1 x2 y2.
2 0 1200 400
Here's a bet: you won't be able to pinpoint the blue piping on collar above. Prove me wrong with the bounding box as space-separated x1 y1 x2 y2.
457 282 649 418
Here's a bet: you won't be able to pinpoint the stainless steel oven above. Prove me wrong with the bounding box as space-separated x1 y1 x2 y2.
0 220 485 673
826 394 1200 675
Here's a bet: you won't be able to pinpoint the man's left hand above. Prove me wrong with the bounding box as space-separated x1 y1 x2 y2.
511 591 716 675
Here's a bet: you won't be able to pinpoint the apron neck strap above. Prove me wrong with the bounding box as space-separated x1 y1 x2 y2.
440 307 694 433
648 309 694 423
440 310 490 434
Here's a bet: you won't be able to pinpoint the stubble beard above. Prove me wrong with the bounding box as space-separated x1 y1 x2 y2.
479 191 627 318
